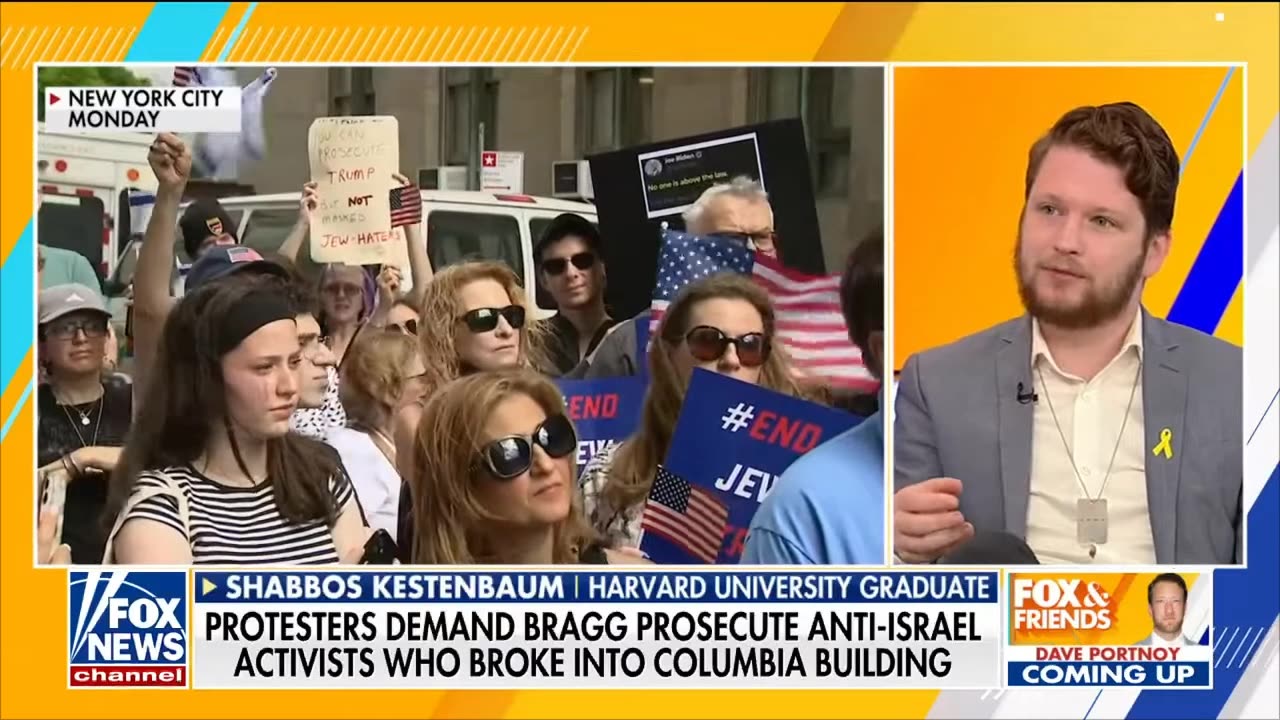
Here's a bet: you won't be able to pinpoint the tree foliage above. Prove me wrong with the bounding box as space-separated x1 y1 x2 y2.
38 67 151 121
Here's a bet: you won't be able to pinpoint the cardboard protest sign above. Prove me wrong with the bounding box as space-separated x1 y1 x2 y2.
307 116 410 268
556 376 646 475
639 369 862 565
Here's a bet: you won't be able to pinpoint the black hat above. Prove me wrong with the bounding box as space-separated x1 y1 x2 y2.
180 199 237 259
534 213 602 265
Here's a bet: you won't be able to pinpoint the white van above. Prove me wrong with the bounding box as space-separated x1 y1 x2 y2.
220 190 598 319
105 190 598 328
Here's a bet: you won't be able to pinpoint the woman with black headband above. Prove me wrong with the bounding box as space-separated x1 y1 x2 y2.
102 274 368 564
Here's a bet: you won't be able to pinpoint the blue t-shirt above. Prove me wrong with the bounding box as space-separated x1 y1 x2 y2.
741 411 885 565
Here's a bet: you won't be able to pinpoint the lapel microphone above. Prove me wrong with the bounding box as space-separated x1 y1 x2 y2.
1016 381 1038 405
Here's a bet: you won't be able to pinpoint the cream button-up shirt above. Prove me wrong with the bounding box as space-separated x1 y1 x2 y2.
1025 311 1156 565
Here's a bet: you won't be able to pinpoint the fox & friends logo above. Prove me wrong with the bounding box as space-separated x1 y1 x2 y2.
1011 574 1116 636
68 571 188 688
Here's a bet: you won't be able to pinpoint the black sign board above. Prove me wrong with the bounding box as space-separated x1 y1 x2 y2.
588 119 823 320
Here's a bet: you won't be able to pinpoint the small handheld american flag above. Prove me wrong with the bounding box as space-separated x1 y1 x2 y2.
389 184 423 228
172 66 200 87
640 466 729 563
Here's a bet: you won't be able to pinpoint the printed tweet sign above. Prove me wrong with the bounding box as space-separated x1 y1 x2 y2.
557 376 646 474
308 116 409 267
639 369 861 564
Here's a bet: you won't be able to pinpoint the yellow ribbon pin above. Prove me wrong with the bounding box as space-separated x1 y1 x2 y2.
1152 428 1174 459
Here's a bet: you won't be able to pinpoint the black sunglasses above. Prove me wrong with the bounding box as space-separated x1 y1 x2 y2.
541 252 596 276
460 305 526 333
684 325 771 367
388 318 418 336
480 414 577 479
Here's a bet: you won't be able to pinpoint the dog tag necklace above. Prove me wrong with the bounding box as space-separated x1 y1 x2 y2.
1036 361 1142 560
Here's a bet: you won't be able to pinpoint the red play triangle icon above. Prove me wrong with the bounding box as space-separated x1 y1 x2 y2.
49 93 60 105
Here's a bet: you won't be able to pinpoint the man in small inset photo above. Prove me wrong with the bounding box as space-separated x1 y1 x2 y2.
1136 573 1194 646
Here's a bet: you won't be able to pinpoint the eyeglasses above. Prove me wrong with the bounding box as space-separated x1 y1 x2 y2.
541 252 596 276
460 305 526 334
43 316 109 341
479 414 577 479
388 319 418 336
684 325 770 367
323 283 363 298
714 230 777 248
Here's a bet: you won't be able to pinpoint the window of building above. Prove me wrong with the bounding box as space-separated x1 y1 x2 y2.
443 68 499 171
579 68 653 154
748 68 851 197
329 67 375 117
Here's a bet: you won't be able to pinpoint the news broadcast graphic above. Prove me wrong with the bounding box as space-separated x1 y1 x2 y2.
1005 572 1212 688
639 369 862 564
556 376 646 473
43 87 242 134
67 571 189 689
190 569 1000 689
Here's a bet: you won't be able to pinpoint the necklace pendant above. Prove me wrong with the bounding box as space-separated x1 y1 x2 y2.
81 415 91 426
1089 544 1097 559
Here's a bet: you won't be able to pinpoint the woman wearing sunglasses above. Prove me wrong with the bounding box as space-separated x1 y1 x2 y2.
329 330 425 540
579 272 804 548
405 369 647 565
102 274 369 565
385 298 419 336
394 261 548 477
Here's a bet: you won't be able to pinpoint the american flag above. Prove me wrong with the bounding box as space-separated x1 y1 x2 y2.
650 231 876 392
389 184 423 227
640 465 728 564
172 66 200 87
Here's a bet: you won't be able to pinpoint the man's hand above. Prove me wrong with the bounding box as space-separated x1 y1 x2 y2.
148 133 192 192
894 477 974 563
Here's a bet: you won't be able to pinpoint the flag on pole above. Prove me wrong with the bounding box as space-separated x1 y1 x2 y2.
649 230 876 392
176 66 277 179
640 466 729 564
389 184 423 227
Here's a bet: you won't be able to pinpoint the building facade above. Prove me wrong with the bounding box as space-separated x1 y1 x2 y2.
236 66 884 272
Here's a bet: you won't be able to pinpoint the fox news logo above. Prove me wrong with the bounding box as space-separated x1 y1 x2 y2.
1012 577 1114 631
68 571 188 688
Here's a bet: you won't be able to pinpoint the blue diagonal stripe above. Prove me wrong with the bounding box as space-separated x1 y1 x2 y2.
125 2 232 62
218 2 259 62
1166 172 1243 334
0 223 35 400
1127 464 1280 719
1181 67 1237 177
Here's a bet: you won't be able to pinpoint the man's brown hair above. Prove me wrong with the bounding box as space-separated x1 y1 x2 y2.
1025 102 1181 241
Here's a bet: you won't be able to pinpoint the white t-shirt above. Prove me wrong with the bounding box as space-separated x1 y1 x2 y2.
325 427 401 540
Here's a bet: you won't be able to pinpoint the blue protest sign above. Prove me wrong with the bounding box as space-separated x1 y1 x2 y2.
639 369 862 564
556 376 647 473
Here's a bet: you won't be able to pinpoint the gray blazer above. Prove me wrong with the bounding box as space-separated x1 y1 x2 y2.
894 310 1242 565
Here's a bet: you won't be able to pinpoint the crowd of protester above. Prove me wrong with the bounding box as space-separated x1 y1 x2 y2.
36 129 884 567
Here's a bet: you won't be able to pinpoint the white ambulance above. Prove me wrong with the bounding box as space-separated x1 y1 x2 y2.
36 122 159 280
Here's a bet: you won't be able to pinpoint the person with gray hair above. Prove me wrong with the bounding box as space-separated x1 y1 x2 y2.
567 176 778 379
682 176 777 257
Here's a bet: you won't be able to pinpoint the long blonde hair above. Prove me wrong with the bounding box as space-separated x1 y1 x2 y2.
599 273 804 525
339 330 421 432
408 369 597 564
415 261 548 399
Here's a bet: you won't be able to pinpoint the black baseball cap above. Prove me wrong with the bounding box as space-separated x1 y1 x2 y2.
534 213 602 265
185 245 287 292
180 199 237 259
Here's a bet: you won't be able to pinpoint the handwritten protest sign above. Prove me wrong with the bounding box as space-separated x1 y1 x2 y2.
639 368 862 565
556 376 646 475
308 116 409 267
